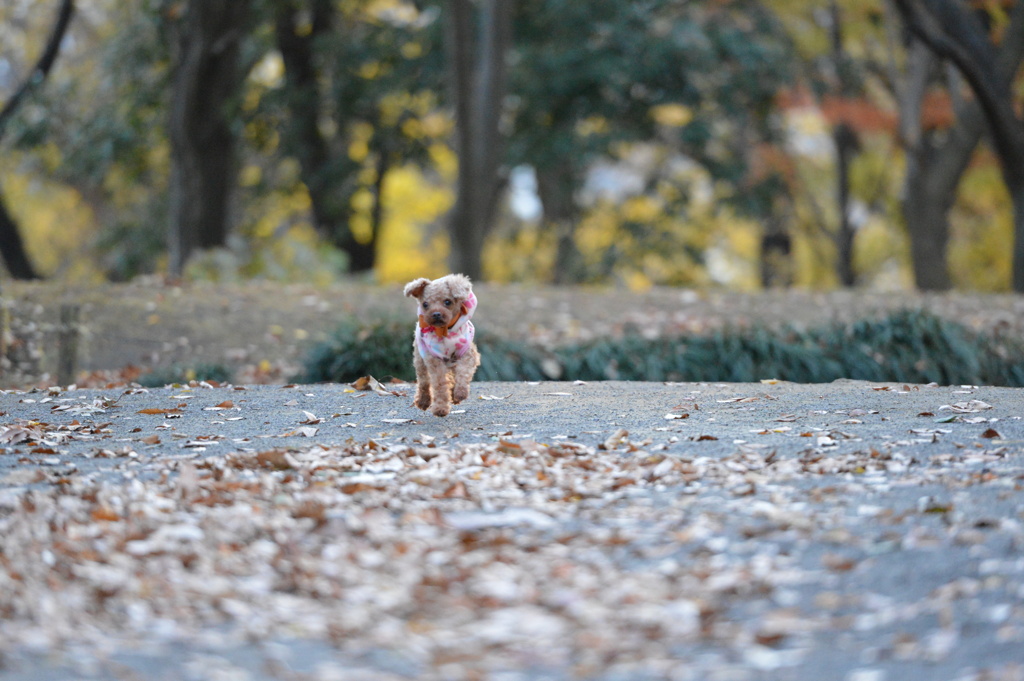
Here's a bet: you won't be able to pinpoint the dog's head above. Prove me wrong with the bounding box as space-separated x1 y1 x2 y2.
404 274 476 336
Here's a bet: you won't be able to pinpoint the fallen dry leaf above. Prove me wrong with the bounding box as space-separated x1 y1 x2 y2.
438 481 470 498
278 426 318 438
940 400 994 413
0 426 39 445
90 506 121 522
351 375 399 396
340 482 383 494
603 429 629 449
254 449 296 470
821 553 858 572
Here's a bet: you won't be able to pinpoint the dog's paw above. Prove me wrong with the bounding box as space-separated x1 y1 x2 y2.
414 388 431 411
430 403 450 417
452 385 469 404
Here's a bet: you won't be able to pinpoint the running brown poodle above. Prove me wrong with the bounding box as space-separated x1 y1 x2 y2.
403 274 480 417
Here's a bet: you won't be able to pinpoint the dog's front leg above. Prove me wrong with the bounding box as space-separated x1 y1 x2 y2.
413 354 432 411
426 360 452 417
451 345 479 404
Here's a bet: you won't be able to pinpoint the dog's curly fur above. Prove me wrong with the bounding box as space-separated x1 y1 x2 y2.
403 274 480 417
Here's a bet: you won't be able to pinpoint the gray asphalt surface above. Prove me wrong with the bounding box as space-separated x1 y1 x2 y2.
1 379 1023 681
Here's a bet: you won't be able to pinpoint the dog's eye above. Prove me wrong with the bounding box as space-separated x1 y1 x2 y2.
422 301 428 309
444 299 452 307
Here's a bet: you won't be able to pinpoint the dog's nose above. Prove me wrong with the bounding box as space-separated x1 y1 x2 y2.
430 311 445 324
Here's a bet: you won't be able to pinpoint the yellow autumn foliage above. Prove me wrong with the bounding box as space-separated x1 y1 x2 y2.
650 103 694 128
2 157 101 282
374 164 454 283
348 122 375 163
188 181 343 285
623 196 666 224
950 160 1013 291
246 184 312 241
565 190 762 289
575 116 610 137
483 224 558 283
574 205 620 256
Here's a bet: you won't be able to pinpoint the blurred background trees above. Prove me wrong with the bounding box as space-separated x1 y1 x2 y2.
0 0 1022 291
0 0 74 282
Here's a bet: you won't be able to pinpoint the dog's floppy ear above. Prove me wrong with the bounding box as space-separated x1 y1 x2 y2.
447 273 473 300
404 277 431 299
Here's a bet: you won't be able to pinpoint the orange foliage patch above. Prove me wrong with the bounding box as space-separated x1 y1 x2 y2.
748 143 797 186
775 87 815 110
820 96 897 134
920 90 955 131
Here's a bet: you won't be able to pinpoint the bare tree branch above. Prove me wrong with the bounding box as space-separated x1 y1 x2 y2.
891 0 1023 159
0 0 76 140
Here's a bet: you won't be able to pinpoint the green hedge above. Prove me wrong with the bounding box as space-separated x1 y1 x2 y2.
297 310 1024 386
138 362 234 387
298 319 412 384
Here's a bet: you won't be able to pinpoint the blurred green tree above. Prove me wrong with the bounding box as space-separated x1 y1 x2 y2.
504 0 793 284
266 0 446 273
7 0 186 280
770 0 902 289
7 0 447 279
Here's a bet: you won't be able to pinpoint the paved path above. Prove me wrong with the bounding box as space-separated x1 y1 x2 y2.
1 380 1022 680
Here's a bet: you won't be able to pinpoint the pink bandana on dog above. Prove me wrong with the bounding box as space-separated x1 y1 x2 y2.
416 291 477 361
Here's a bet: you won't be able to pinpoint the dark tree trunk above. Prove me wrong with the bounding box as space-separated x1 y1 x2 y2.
0 0 76 283
0 192 40 280
760 216 792 289
896 5 1024 291
905 197 950 290
904 153 955 291
902 102 984 291
367 149 390 266
536 164 584 285
833 122 859 287
822 0 861 288
1012 183 1024 292
273 0 375 272
445 0 512 279
167 0 250 277
898 40 956 291
893 0 1024 292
